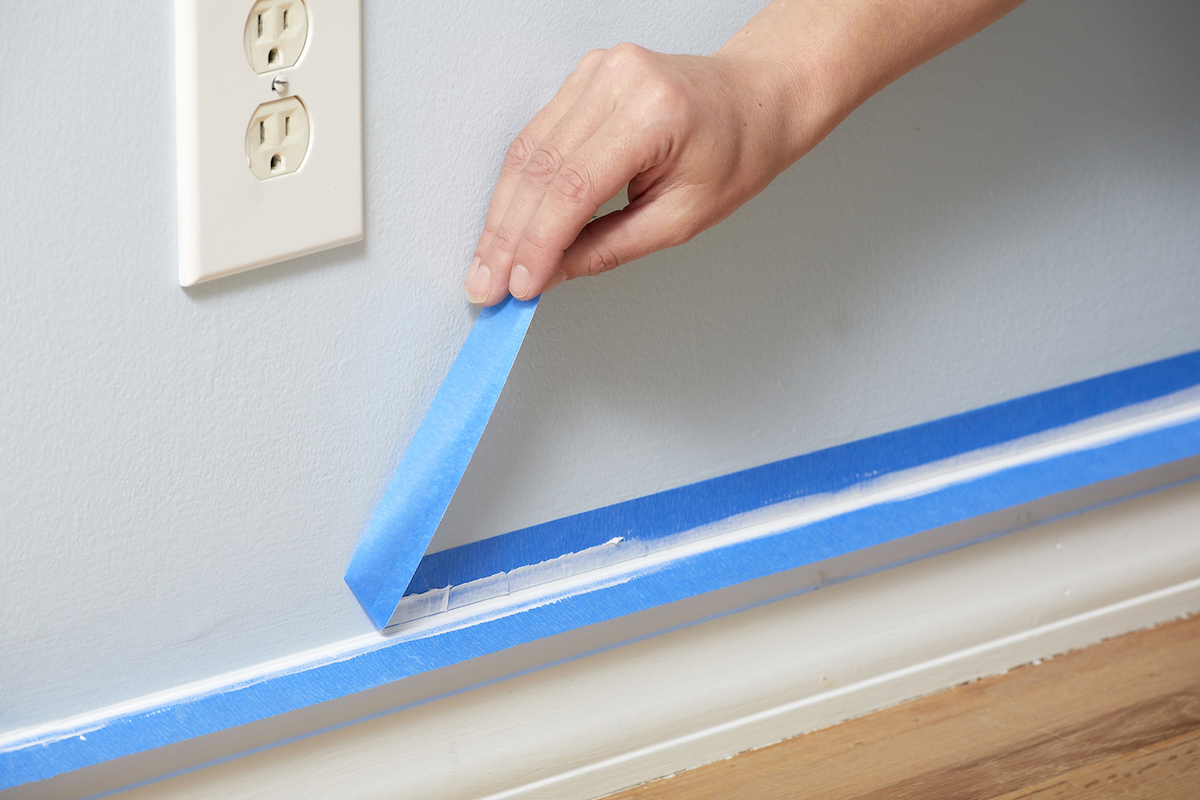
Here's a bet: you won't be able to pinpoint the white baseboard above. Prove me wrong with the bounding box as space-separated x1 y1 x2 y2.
497 577 1200 800
88 478 1200 800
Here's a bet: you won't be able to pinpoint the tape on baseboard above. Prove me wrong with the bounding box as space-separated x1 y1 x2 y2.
345 295 539 629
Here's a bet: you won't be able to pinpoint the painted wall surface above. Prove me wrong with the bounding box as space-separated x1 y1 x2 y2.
2 0 1198 734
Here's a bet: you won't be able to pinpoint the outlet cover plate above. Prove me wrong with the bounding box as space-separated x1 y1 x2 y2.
175 0 363 286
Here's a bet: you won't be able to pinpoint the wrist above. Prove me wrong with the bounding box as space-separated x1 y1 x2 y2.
713 3 863 167
715 0 1026 164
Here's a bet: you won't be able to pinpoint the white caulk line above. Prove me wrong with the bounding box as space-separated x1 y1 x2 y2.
0 629 392 751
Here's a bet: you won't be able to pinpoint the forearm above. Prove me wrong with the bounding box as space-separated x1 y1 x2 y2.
716 0 1026 162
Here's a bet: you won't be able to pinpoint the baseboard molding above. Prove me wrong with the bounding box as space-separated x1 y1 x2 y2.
496 577 1200 800
52 478 1200 800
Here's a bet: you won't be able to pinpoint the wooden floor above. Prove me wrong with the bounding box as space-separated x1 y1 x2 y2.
606 613 1200 800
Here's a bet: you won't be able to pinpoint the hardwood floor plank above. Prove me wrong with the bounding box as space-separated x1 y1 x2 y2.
992 728 1200 799
605 614 1200 800
849 689 1200 800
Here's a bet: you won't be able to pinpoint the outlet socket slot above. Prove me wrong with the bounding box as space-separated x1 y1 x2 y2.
245 96 310 179
176 0 362 285
244 0 309 74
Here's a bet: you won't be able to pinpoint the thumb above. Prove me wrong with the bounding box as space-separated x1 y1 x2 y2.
558 198 696 279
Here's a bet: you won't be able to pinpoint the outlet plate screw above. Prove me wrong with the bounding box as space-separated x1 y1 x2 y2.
272 75 289 94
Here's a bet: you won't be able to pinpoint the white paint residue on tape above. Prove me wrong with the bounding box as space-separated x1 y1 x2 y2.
387 536 638 627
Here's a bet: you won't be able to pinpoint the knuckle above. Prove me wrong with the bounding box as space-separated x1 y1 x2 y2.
668 212 706 247
640 78 688 122
670 227 698 248
520 227 555 256
524 144 566 184
605 42 643 65
597 42 647 78
551 162 593 206
502 134 537 174
588 245 621 277
582 231 621 277
490 225 522 253
580 48 607 70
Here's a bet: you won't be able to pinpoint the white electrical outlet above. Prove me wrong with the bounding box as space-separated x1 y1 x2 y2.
175 0 362 286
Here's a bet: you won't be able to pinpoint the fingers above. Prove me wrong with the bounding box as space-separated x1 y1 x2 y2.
478 51 606 247
503 111 672 300
466 50 606 304
466 44 714 304
471 95 621 305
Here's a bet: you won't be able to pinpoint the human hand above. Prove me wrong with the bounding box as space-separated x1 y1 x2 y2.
463 0 1025 306
463 43 816 306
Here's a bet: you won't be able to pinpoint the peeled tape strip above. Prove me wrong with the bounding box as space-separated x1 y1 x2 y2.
344 295 539 629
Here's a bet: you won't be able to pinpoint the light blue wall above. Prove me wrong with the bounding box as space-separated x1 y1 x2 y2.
2 0 1198 733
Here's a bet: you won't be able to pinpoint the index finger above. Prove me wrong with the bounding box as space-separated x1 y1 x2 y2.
465 50 607 299
506 105 674 299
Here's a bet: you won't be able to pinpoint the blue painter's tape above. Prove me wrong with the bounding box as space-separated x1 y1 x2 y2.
5 349 1200 791
344 295 539 629
5 418 1200 791
404 348 1200 595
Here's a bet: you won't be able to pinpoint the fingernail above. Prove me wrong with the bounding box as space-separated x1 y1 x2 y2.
466 263 492 304
464 256 481 289
510 264 531 299
546 271 567 291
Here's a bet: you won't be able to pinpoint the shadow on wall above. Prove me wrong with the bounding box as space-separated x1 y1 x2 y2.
182 241 370 301
432 0 1200 551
